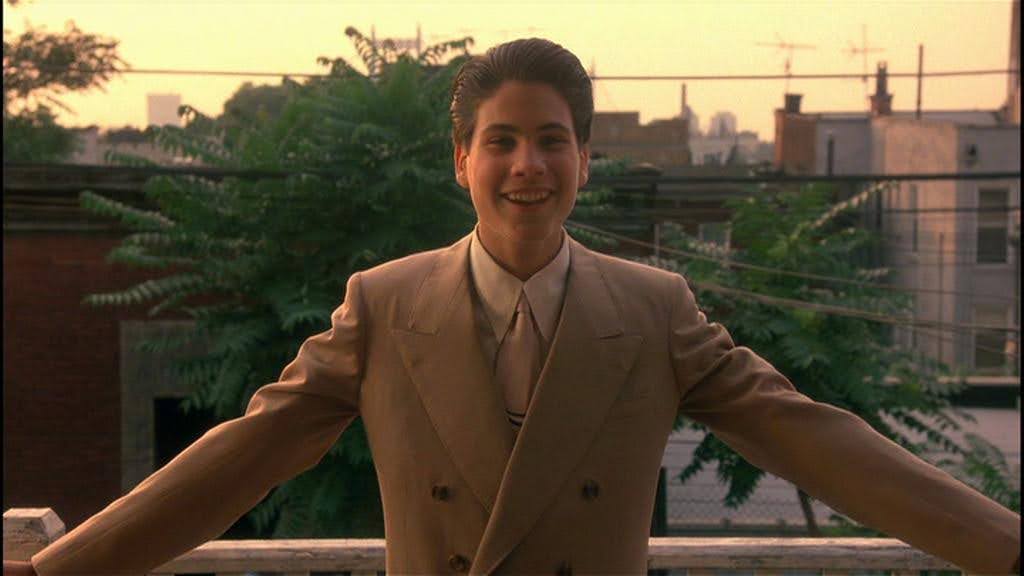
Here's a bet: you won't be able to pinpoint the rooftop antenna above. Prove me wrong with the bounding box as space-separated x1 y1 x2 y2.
430 26 542 43
844 24 885 105
389 23 423 56
756 33 816 92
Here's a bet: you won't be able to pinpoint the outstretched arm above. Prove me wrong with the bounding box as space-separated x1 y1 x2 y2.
668 273 1020 574
29 273 369 576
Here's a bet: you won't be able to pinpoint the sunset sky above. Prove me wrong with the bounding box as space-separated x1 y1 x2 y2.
2 1 1017 140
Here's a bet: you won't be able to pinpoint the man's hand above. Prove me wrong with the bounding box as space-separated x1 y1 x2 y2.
3 560 36 576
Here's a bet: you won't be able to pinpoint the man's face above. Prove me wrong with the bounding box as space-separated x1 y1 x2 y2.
455 81 590 247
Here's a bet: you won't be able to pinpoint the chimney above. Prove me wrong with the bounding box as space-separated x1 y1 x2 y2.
681 83 687 118
784 93 803 114
870 61 893 116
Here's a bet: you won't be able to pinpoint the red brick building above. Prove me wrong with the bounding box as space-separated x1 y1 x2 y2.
3 165 157 527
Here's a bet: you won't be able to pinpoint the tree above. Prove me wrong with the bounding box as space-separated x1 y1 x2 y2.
3 5 127 161
643 182 1020 533
218 81 299 150
79 27 473 538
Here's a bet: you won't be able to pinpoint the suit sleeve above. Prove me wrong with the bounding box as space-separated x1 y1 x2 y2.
668 273 1020 574
31 272 369 576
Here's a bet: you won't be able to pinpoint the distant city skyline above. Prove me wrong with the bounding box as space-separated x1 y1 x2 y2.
2 1 1016 140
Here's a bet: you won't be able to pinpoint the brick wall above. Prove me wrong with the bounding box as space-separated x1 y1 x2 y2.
3 232 155 528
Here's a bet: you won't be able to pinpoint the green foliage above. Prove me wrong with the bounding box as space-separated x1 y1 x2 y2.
221 81 296 127
569 157 630 252
3 14 127 161
643 182 1020 525
939 433 1021 511
2 104 75 161
81 29 477 538
3 19 126 113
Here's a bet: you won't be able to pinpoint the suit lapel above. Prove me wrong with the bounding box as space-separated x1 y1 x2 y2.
391 234 514 515
470 238 644 575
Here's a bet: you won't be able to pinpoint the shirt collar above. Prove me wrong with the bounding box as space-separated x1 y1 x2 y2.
468 226 571 344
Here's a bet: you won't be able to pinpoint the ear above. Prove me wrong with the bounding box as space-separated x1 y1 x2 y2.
577 143 591 189
454 140 469 189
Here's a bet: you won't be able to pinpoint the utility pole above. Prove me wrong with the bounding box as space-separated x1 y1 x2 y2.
916 44 924 119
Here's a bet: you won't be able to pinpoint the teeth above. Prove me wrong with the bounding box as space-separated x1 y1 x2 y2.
505 191 551 203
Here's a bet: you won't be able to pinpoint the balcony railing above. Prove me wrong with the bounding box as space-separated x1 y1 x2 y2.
3 508 962 575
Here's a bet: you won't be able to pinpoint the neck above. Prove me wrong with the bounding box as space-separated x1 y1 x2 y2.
476 225 564 281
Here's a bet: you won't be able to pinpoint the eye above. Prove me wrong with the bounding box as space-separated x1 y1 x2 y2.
542 135 569 147
486 137 514 148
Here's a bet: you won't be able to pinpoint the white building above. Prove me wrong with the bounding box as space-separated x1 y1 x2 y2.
147 93 182 128
688 130 770 166
707 111 738 138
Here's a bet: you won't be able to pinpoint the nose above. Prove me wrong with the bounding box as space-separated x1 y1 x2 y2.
511 142 546 177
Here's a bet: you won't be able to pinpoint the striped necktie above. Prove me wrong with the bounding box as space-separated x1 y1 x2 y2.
495 290 542 436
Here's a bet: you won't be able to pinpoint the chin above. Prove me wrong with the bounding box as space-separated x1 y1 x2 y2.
506 223 561 243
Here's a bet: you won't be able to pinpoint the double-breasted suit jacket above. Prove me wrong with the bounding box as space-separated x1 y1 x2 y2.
33 232 1020 575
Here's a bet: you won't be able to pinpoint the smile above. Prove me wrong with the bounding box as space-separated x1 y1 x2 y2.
502 189 553 204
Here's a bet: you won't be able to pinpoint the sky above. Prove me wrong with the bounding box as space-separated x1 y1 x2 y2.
2 0 1017 140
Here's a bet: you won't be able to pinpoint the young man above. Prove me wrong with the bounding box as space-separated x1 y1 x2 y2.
8 38 1020 575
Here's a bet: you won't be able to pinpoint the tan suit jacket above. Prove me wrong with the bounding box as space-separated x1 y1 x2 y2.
33 233 1020 575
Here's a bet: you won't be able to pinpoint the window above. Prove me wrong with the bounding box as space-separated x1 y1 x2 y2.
976 188 1009 263
973 304 1011 373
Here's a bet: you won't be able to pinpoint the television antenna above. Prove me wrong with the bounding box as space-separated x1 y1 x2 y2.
427 26 543 43
370 24 424 55
844 24 884 102
756 33 816 92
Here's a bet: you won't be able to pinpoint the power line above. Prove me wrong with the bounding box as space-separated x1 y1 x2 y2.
3 64 1017 82
566 219 1019 304
6 163 1018 304
594 205 1021 218
590 69 1018 81
596 188 1023 211
588 172 1021 184
5 163 1019 184
6 196 1016 292
8 189 1020 220
683 275 1021 335
905 324 1019 361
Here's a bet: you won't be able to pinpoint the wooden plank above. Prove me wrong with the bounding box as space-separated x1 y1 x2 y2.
152 539 387 573
2 510 962 576
646 538 956 571
2 508 66 561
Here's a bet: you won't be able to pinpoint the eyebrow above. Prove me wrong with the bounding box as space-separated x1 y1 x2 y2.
481 122 572 135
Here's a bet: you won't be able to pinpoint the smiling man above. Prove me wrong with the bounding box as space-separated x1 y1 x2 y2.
457 80 587 280
7 38 1020 576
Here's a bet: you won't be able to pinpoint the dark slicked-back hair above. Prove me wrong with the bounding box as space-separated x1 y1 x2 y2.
450 38 593 147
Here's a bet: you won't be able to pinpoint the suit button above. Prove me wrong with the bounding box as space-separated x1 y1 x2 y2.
432 484 451 501
449 553 470 572
581 479 600 501
556 560 573 575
